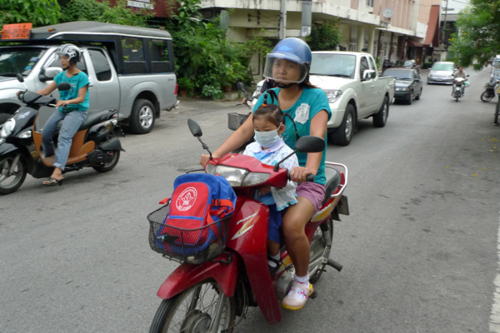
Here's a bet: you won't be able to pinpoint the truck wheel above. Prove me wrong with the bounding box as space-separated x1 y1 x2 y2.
373 96 389 128
130 99 155 134
0 113 11 126
329 104 355 146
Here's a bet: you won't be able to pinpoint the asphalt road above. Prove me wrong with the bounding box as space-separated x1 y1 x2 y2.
1 67 499 333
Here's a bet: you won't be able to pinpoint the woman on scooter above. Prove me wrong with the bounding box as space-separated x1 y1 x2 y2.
242 102 299 277
35 44 89 186
200 38 331 311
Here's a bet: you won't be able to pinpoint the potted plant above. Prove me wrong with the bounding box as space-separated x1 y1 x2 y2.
177 77 195 97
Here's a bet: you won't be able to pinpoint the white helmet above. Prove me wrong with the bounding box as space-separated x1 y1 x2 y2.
56 44 82 64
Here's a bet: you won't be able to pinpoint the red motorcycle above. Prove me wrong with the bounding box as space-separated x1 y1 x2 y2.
147 119 349 332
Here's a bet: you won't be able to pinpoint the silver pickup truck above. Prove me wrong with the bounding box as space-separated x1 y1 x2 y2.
309 51 395 146
0 21 178 134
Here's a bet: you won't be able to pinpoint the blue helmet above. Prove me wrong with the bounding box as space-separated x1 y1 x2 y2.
263 38 312 85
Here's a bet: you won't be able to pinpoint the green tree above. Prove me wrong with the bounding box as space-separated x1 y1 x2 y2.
449 0 500 69
1 0 61 27
165 0 258 99
307 20 342 51
59 0 151 26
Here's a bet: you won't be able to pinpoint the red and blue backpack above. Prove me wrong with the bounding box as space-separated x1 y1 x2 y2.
153 173 237 260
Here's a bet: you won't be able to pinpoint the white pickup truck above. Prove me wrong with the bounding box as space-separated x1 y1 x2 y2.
253 51 395 146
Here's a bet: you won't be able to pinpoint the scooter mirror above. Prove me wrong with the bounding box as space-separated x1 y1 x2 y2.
236 82 245 91
295 135 325 153
16 73 24 83
58 82 71 91
187 118 203 137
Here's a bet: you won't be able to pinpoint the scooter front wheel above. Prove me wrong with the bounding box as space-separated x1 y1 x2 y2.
481 91 494 103
0 154 27 195
150 280 236 333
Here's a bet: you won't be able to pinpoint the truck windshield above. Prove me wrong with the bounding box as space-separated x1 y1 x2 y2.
310 54 356 78
0 47 46 77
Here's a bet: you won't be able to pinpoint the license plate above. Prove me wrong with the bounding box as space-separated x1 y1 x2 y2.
436 78 443 81
337 195 349 216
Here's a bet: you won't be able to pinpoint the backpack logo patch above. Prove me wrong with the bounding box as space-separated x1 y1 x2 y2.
176 187 198 211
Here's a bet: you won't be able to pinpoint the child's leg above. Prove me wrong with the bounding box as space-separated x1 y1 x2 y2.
267 240 280 256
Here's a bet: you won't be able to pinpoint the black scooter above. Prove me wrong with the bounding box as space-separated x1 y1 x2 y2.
0 74 124 194
481 79 499 103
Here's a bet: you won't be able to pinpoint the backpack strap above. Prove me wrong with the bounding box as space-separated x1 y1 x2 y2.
211 199 234 218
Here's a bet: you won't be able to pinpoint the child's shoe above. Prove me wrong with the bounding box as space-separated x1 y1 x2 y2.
281 280 313 310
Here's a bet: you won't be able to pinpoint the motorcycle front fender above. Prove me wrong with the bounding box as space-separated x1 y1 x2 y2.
0 142 18 156
157 252 239 300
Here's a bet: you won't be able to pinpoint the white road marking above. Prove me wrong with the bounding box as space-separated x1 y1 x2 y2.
490 216 500 332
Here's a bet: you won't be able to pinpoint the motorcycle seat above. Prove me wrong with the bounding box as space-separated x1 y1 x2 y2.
322 166 341 205
54 111 111 135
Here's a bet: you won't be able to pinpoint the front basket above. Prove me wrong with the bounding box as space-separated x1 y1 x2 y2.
148 204 231 264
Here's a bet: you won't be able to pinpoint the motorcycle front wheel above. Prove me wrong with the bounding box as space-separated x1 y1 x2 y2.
150 281 236 333
0 154 27 195
481 91 494 103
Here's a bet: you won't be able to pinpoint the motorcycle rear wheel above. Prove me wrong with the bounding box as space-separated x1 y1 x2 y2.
481 91 494 103
92 150 120 173
150 281 236 333
309 217 334 284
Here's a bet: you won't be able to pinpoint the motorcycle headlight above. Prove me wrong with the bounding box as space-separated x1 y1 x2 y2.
0 119 16 138
206 164 270 187
17 129 32 139
324 90 343 104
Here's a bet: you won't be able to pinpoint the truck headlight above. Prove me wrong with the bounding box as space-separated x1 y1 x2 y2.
324 90 343 103
0 119 15 138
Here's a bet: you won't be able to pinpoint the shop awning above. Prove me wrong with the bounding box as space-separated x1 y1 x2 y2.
424 5 440 46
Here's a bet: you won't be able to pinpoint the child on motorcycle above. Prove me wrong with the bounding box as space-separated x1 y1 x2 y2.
242 101 298 276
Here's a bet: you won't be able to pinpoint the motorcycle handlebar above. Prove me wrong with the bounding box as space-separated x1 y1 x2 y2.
287 170 315 182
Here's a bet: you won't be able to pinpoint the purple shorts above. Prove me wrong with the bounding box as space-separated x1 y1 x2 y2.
296 182 326 213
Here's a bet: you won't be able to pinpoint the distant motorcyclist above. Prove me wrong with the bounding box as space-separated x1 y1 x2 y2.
452 67 468 96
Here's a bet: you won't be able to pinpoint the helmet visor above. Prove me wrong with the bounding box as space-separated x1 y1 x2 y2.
263 55 308 84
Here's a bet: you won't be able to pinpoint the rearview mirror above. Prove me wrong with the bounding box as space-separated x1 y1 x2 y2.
45 67 62 80
236 82 245 91
16 73 24 83
187 118 202 137
295 136 325 153
58 82 71 91
363 69 375 80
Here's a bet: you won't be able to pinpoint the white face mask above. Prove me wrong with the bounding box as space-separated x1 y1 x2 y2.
254 124 281 147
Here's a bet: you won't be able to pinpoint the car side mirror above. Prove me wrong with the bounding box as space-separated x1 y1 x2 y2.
16 73 24 83
363 70 375 80
39 67 62 82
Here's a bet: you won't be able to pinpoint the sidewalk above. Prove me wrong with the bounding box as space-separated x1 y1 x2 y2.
170 94 243 113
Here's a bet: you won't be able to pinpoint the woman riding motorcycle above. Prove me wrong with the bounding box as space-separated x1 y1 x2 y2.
200 38 332 311
452 66 468 96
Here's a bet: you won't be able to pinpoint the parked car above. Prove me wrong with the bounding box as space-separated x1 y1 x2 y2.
427 61 457 85
382 68 422 104
402 59 420 74
0 21 179 133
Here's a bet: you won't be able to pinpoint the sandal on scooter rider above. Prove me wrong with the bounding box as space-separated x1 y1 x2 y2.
282 280 314 311
43 177 64 186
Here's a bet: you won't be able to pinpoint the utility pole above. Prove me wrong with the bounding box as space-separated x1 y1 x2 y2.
280 0 287 40
301 0 312 38
442 0 449 49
